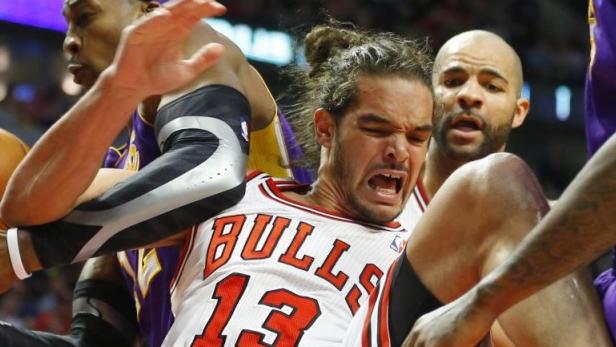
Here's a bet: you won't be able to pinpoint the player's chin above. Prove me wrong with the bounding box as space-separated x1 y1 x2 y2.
79 76 97 90
447 144 484 161
362 204 402 224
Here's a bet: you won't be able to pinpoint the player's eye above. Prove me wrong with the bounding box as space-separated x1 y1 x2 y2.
360 127 389 137
407 134 430 145
486 83 503 93
75 12 95 27
443 78 463 88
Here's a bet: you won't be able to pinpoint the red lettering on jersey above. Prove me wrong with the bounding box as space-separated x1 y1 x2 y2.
345 264 384 314
279 222 315 271
204 215 246 277
237 289 321 346
191 273 249 347
315 239 351 291
241 214 290 260
192 273 321 347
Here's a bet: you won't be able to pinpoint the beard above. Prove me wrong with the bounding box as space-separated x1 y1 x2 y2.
332 135 405 225
433 111 513 162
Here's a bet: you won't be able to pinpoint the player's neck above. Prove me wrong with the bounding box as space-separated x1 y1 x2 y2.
422 144 467 199
289 170 359 220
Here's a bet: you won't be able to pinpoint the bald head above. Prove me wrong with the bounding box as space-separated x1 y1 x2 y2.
435 30 523 96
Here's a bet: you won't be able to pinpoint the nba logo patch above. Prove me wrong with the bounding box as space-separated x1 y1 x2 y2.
241 119 249 142
390 235 406 253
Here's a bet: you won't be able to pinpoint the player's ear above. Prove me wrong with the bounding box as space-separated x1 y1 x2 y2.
314 108 336 149
512 97 529 128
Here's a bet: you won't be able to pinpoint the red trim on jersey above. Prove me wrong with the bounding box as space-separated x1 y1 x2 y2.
412 189 426 213
260 177 403 231
377 259 398 347
362 281 380 347
416 178 431 205
411 178 430 213
170 225 198 292
246 170 264 182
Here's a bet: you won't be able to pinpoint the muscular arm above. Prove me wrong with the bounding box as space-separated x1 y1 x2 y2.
1 79 143 226
403 152 614 347
0 1 250 272
161 22 277 131
2 2 276 228
1 0 227 226
18 85 249 269
468 132 616 324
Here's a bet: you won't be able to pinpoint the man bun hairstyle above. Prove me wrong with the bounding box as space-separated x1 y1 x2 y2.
303 25 367 78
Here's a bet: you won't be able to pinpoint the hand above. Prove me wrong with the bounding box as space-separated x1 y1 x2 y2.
103 0 227 98
0 230 18 294
402 290 496 347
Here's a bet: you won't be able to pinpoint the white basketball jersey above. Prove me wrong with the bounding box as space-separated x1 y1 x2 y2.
163 172 411 346
344 179 430 347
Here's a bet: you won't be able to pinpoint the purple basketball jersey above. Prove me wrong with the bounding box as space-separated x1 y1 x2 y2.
587 0 616 343
104 112 179 347
277 109 314 184
585 0 616 157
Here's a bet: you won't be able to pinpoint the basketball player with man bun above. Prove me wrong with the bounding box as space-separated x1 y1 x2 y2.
2 20 436 345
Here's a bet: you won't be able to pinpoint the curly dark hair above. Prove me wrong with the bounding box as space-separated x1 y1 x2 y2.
284 22 434 172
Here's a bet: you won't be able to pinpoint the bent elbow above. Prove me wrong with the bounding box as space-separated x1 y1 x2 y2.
0 190 28 227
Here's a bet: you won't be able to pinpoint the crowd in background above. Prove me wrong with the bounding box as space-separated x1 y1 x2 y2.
0 0 593 335
225 0 588 83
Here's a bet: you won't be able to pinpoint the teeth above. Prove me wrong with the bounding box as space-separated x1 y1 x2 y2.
376 187 397 194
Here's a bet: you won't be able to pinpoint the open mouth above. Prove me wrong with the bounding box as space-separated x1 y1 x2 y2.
368 173 404 195
67 63 85 75
67 63 90 85
451 115 483 132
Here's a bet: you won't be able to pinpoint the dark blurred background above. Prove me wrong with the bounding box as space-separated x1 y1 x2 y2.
0 0 592 333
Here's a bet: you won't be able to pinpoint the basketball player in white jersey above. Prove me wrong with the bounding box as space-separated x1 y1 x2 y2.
346 30 610 347
0 13 607 347
162 25 434 346
0 20 434 345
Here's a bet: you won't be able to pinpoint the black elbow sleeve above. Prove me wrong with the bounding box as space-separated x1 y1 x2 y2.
27 85 250 267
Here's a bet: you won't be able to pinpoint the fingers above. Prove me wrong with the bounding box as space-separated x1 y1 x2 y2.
186 42 225 75
163 0 227 20
125 0 226 43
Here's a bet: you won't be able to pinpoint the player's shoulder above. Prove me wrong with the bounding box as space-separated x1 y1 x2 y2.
244 170 308 203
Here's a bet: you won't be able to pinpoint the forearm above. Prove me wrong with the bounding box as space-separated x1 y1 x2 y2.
472 132 616 317
1 74 143 226
20 85 249 269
